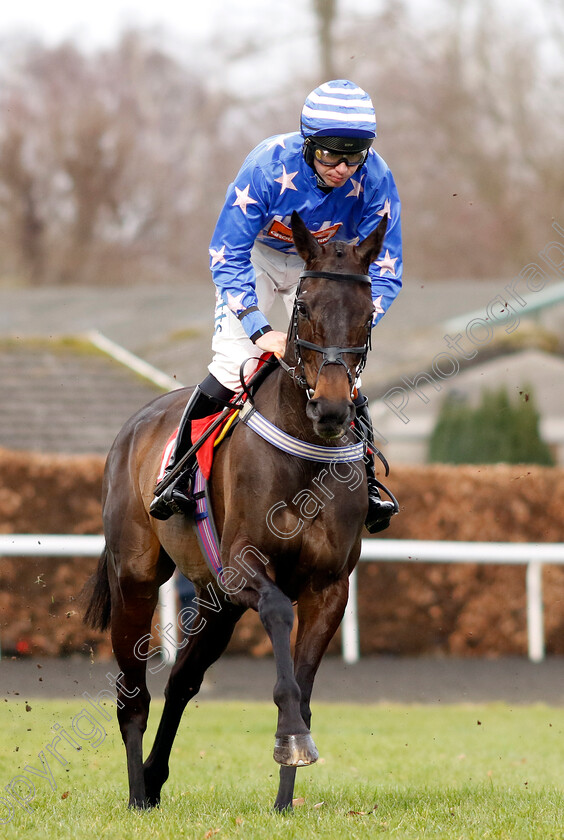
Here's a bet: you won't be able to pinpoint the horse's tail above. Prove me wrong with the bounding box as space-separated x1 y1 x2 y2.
82 545 112 631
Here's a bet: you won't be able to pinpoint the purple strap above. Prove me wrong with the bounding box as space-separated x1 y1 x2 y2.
193 468 223 578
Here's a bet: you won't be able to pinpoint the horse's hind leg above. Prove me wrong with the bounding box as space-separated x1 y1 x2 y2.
143 598 244 806
274 576 349 812
108 549 165 809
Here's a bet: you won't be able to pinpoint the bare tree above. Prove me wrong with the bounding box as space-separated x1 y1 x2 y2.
338 0 564 279
0 101 45 283
1 3 562 287
313 0 338 78
0 32 231 286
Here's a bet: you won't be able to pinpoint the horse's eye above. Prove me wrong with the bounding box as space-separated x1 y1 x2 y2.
296 301 309 318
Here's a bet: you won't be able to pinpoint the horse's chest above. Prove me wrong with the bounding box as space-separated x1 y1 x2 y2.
269 463 365 529
270 487 364 583
300 522 349 572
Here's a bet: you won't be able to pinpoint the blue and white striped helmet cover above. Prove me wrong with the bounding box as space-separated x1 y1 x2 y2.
300 79 377 139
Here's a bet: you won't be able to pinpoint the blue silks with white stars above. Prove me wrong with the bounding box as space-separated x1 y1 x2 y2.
208 132 402 340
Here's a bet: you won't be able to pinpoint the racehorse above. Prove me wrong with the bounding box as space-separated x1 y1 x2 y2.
84 210 389 812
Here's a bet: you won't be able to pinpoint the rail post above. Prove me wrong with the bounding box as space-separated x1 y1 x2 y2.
158 577 179 665
342 567 360 664
526 561 544 663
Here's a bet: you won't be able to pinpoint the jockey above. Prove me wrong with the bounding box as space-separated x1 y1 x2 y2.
151 79 403 532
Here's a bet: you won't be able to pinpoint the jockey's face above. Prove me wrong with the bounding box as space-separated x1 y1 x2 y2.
313 157 360 188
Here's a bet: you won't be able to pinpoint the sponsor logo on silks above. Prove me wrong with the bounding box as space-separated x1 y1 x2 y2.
266 219 342 245
213 290 227 334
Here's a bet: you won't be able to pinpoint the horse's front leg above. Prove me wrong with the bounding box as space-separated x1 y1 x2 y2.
229 554 317 769
274 574 350 812
262 584 319 767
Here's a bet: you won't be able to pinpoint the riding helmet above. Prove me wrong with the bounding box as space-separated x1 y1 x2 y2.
300 79 377 147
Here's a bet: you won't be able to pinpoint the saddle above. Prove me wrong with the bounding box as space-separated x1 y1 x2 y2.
156 356 278 581
157 354 277 483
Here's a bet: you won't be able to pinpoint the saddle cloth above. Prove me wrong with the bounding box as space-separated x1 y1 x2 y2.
156 409 238 482
158 353 275 482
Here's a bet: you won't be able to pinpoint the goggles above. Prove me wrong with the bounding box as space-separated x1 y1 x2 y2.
313 145 368 168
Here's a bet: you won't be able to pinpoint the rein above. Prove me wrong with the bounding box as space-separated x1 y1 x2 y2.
278 270 372 399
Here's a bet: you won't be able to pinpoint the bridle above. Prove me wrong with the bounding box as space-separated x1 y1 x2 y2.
278 269 373 400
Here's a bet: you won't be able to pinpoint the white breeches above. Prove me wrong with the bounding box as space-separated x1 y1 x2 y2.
208 242 304 391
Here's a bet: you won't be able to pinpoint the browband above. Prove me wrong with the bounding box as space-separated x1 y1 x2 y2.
300 270 371 285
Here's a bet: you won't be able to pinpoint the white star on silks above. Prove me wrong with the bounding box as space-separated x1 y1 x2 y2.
275 165 299 194
375 249 398 276
266 133 294 150
209 245 226 267
232 184 258 215
226 291 246 314
377 198 392 218
346 174 365 198
372 295 385 323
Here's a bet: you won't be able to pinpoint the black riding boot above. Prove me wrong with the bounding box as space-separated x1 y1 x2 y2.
149 374 235 521
354 393 398 534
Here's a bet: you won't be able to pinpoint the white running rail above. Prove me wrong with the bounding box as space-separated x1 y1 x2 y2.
0 534 177 664
343 540 564 665
1 536 563 664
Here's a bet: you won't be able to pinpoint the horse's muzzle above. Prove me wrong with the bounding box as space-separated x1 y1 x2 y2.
306 397 355 439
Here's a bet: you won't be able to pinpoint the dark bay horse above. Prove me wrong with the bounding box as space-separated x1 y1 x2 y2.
84 211 389 812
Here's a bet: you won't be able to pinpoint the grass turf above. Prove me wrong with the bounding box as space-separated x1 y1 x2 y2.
1 699 564 838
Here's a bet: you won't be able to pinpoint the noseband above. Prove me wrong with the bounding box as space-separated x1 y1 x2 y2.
279 270 372 399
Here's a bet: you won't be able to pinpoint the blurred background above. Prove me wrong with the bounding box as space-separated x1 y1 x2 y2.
1 0 563 289
2 0 564 665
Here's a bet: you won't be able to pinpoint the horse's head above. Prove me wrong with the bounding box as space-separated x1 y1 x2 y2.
287 210 388 440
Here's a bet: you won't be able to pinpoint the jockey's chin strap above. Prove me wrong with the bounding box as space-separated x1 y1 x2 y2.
278 269 372 400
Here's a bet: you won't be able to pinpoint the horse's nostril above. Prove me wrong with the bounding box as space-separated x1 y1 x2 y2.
306 400 321 422
306 398 354 430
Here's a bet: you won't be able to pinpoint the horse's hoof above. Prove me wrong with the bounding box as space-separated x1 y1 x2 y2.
145 793 161 809
128 797 153 810
143 764 165 807
273 734 319 766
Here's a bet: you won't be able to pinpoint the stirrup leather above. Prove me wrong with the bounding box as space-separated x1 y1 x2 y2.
368 476 399 516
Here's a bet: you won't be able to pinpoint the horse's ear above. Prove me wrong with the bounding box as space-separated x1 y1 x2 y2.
354 214 389 269
291 211 323 262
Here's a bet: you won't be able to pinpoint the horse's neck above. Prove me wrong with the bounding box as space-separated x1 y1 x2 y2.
253 367 313 442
